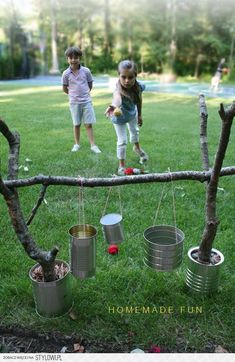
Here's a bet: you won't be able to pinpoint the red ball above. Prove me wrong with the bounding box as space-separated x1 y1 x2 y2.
108 244 119 255
124 167 134 175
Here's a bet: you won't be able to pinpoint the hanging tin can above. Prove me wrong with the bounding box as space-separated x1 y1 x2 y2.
100 213 124 244
69 224 97 279
143 224 184 271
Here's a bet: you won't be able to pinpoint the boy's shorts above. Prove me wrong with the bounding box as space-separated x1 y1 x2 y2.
69 102 96 126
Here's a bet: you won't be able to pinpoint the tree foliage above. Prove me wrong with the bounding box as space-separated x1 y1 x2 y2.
0 0 234 78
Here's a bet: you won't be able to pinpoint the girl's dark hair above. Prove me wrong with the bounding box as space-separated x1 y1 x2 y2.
65 46 83 58
117 60 141 105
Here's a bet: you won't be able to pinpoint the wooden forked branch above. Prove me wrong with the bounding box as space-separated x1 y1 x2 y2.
198 96 235 261
0 122 58 281
0 97 234 278
199 94 210 172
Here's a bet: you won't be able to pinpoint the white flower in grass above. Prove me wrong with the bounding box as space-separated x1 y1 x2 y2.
25 158 32 163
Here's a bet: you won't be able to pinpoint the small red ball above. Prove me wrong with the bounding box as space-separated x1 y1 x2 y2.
108 244 119 255
124 167 134 175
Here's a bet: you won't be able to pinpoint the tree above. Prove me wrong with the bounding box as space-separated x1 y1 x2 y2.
0 120 59 282
0 0 235 79
0 0 26 78
49 0 60 74
198 96 235 261
166 0 177 72
38 3 47 75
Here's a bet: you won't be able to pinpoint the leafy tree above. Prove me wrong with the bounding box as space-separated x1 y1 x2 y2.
0 0 234 78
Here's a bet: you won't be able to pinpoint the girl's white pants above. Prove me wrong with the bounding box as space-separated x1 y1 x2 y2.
113 118 139 160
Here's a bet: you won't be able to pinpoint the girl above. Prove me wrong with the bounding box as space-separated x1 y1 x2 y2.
105 60 148 175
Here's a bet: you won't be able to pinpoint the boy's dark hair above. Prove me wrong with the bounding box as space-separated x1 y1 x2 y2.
65 46 83 58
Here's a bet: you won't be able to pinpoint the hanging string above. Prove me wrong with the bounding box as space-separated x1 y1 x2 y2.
81 183 85 227
153 183 166 226
169 167 178 244
78 175 85 230
102 185 113 217
117 186 123 216
152 168 177 239
102 179 123 217
168 167 177 230
78 177 81 226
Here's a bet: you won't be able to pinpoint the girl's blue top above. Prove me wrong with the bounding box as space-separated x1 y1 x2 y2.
111 81 145 124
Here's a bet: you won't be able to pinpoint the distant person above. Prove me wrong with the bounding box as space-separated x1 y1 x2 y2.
61 46 101 153
210 58 226 92
105 60 148 175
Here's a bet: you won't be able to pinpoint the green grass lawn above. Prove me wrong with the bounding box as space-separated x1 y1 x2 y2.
0 83 234 352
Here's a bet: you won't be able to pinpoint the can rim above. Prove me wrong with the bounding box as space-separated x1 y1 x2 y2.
68 224 97 238
187 246 224 267
29 259 70 285
143 224 184 246
100 213 122 226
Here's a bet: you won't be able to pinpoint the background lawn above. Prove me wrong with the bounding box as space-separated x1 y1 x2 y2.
0 83 234 352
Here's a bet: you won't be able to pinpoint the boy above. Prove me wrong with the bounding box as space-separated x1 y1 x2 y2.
210 58 225 92
62 46 101 153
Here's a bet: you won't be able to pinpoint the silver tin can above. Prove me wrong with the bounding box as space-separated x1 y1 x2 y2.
69 224 97 279
143 225 184 271
185 247 224 293
100 213 124 244
29 260 72 318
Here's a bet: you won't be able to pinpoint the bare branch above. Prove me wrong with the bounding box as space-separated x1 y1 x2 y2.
0 175 58 262
1 100 235 273
0 119 58 281
2 167 235 189
0 119 16 144
199 94 210 171
199 101 235 262
218 103 226 119
0 119 20 180
26 185 48 226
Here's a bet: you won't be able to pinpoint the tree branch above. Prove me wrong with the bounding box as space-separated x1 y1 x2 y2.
199 101 235 262
0 119 58 281
0 119 20 180
1 101 235 273
0 175 59 280
199 94 210 171
26 185 48 226
2 167 235 189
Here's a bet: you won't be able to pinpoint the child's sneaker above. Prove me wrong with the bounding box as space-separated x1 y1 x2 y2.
117 167 125 176
91 145 101 154
71 144 80 152
133 146 148 162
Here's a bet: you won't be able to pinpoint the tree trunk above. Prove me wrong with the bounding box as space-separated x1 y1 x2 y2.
228 34 234 79
39 8 47 76
77 5 84 49
194 54 204 79
1 95 235 269
49 0 60 75
199 101 235 262
103 0 112 66
199 94 210 171
21 33 30 79
167 0 177 71
141 54 144 73
0 120 58 281
127 22 133 59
